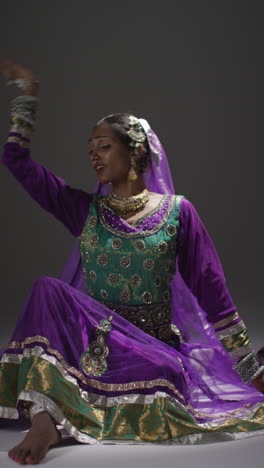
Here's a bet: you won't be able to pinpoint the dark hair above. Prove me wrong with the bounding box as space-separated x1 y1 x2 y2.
95 113 150 174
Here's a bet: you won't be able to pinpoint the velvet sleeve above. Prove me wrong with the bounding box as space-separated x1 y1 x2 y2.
1 134 92 237
177 197 255 364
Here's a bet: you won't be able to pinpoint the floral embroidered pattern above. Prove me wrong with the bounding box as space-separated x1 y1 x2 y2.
143 259 154 271
134 240 146 251
167 224 177 237
120 290 131 303
112 238 122 249
130 274 142 287
107 274 119 285
158 241 168 253
100 289 109 299
97 254 108 266
120 256 131 268
89 270 97 281
87 216 97 227
142 291 153 304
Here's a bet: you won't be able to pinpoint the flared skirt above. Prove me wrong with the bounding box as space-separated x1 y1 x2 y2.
1 276 264 445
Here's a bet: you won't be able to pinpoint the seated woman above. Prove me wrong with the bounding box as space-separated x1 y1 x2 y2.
0 58 264 466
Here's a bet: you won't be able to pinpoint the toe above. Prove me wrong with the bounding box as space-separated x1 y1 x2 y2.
18 448 30 464
8 449 20 462
25 454 38 465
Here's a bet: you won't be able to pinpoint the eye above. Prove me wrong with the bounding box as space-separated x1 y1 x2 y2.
101 144 111 150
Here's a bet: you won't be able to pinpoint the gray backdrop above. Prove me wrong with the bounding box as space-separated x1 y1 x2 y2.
0 1 263 347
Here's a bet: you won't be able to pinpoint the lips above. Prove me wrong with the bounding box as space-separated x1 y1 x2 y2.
93 162 104 172
93 164 105 176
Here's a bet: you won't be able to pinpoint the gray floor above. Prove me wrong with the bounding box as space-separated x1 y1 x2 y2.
0 418 263 468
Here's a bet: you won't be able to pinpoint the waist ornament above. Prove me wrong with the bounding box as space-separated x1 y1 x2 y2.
98 300 183 345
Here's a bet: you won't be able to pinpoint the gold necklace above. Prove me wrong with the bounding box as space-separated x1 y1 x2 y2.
104 189 149 216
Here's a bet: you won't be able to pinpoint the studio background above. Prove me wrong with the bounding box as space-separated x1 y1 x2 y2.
0 1 263 348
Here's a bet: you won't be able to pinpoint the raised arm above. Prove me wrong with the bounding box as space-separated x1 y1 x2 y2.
177 197 264 390
0 58 92 237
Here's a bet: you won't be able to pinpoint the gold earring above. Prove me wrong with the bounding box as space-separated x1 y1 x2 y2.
128 156 138 181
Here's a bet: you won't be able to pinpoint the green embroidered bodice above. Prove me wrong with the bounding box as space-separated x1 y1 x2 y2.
78 194 184 307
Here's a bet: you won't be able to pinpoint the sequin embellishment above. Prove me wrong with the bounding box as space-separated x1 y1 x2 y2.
80 316 113 377
89 270 97 281
154 276 161 287
134 239 146 251
163 290 170 302
167 224 177 237
158 240 168 253
97 254 108 266
84 252 90 263
142 291 153 304
120 290 131 303
87 216 97 227
171 324 183 343
107 273 119 285
101 289 109 299
120 256 131 268
90 235 99 246
112 238 122 249
130 274 142 287
143 259 154 270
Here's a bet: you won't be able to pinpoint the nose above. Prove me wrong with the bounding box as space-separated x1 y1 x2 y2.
89 149 99 161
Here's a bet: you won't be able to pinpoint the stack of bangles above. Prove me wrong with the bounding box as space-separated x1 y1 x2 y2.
7 94 39 146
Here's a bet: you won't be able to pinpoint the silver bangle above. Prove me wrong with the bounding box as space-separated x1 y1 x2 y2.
233 352 264 384
6 78 39 91
11 95 39 128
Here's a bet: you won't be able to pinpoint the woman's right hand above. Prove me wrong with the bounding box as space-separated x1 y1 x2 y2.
0 57 39 96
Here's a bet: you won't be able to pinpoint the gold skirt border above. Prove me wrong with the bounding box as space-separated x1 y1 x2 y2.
2 389 264 446
1 348 264 424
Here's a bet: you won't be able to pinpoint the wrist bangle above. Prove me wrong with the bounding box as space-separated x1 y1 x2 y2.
233 352 264 384
6 78 40 91
10 96 39 136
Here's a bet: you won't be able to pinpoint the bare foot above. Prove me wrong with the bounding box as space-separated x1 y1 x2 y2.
8 411 61 464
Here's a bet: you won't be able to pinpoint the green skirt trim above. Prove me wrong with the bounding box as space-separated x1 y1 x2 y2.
1 357 264 443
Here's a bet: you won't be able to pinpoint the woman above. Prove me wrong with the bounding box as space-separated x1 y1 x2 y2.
0 58 264 465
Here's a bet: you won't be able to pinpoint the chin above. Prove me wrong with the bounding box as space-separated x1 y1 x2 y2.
97 175 110 184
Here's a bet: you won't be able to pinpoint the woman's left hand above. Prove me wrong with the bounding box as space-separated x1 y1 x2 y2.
252 372 264 394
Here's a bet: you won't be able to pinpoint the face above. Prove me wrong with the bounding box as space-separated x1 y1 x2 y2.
88 122 132 185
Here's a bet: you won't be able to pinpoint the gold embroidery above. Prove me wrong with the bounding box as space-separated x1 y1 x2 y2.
87 216 97 227
142 291 153 304
167 224 177 237
1 357 262 425
143 259 154 270
221 329 251 353
2 335 185 402
98 195 180 239
134 239 146 251
97 253 108 266
7 136 30 148
158 241 168 253
216 320 246 340
112 239 122 249
80 316 113 377
119 290 131 303
89 270 97 281
119 256 131 268
130 274 142 287
213 312 240 330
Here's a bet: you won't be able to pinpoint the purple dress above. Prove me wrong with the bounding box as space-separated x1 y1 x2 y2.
1 132 264 445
